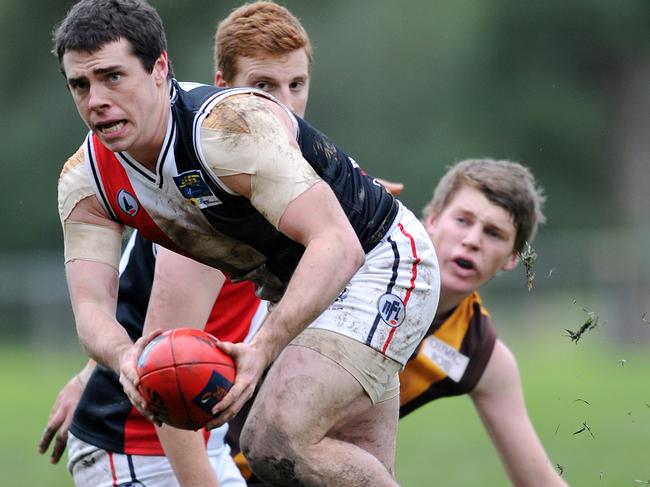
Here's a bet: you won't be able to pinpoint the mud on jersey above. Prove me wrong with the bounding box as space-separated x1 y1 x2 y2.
84 80 397 301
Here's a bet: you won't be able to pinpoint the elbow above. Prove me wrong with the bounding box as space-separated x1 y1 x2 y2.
348 237 365 271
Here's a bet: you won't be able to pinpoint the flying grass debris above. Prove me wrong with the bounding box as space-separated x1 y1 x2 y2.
565 306 601 344
519 241 537 291
573 421 595 439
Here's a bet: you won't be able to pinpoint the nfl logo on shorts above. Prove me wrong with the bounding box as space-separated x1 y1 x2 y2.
377 293 405 327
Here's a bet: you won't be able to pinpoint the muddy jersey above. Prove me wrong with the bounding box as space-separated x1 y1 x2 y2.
69 231 263 455
82 80 397 301
399 291 497 416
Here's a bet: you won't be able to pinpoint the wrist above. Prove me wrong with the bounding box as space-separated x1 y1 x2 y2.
249 336 279 369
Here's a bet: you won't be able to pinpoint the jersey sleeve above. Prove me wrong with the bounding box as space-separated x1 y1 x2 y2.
198 94 321 227
58 144 95 224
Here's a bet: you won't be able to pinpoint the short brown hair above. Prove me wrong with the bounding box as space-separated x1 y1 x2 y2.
422 159 546 253
214 1 312 83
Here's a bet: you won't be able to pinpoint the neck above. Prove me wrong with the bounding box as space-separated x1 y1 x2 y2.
435 290 468 317
130 87 170 171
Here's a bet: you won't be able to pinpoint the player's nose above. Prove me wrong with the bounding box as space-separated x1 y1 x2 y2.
88 83 111 111
461 225 482 249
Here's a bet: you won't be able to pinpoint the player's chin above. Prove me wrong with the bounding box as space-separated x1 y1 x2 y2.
444 274 479 296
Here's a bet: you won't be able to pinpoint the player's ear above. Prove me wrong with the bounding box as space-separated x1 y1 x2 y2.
423 211 438 233
153 51 169 84
501 251 519 272
214 71 227 88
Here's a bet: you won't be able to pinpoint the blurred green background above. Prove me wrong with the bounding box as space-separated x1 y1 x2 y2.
0 0 648 485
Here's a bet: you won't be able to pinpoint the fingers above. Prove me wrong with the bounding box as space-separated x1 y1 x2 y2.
49 432 68 464
37 425 57 454
206 382 252 429
375 178 404 196
119 336 164 426
38 424 69 464
213 339 236 357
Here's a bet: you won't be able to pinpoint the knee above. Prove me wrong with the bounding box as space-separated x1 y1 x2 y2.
240 414 302 485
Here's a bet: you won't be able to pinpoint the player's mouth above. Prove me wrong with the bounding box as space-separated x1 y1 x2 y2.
96 120 127 135
453 257 476 271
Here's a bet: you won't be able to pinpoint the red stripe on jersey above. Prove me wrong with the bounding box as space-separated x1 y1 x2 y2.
381 223 420 354
205 278 260 342
398 223 420 306
91 136 184 255
108 451 118 486
122 407 163 456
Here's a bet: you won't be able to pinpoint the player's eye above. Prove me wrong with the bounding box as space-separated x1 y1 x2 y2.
69 79 89 92
485 228 503 239
108 73 122 83
254 81 270 91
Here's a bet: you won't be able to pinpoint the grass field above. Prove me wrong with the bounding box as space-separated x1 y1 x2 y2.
2 334 648 486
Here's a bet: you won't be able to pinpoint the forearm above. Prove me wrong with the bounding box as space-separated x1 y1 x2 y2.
67 259 131 373
252 235 363 364
143 247 224 334
75 302 133 372
484 417 567 487
156 425 219 487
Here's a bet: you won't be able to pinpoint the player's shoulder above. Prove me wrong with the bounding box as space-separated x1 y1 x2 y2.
202 88 295 137
58 141 95 222
60 143 85 179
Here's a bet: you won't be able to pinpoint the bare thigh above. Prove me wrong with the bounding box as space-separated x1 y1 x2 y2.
328 394 399 473
245 344 395 451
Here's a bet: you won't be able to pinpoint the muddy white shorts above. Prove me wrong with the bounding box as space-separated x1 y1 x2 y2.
67 425 245 487
300 202 440 366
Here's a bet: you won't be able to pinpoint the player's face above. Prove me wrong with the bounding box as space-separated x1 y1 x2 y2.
62 39 169 167
425 185 518 305
218 48 310 118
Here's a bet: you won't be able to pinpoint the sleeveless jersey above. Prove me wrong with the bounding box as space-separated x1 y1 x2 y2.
84 80 397 301
69 231 263 455
399 291 497 417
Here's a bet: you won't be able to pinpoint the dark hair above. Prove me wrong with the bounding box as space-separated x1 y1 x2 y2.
52 0 173 78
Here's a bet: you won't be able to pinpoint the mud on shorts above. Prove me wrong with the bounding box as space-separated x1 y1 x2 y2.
291 203 440 404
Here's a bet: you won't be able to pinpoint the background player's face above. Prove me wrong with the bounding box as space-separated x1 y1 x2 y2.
216 48 310 118
62 39 169 163
425 185 519 302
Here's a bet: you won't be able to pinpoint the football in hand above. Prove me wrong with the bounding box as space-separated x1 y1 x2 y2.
136 328 235 430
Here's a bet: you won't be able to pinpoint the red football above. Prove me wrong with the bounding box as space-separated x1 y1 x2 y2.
136 328 235 430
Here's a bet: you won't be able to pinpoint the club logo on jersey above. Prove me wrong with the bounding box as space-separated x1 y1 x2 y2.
192 370 233 414
377 293 405 328
173 170 222 209
117 189 139 217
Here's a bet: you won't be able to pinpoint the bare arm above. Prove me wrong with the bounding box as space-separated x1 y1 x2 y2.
470 340 568 487
208 98 365 423
255 179 364 362
65 196 131 373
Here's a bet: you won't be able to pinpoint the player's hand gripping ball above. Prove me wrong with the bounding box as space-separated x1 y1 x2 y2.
136 328 235 430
